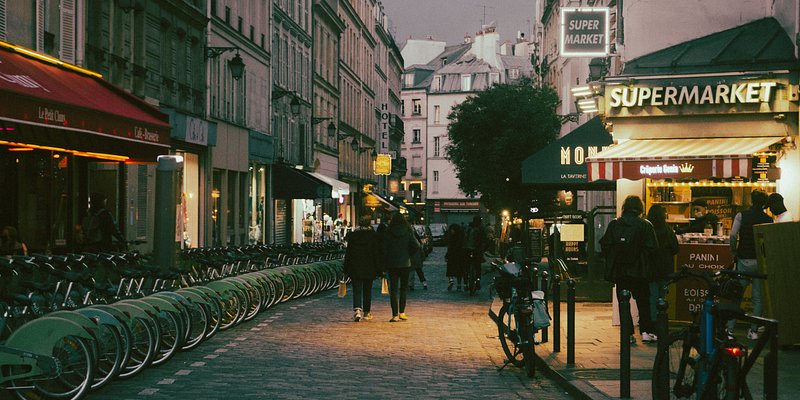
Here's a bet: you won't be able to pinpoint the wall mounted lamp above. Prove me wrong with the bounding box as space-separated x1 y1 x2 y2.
205 46 245 80
272 88 301 115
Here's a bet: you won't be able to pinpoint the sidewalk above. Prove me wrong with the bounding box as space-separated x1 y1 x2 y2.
534 302 800 399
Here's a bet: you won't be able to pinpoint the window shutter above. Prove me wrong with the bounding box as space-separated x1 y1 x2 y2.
0 0 7 41
36 0 45 52
60 0 76 63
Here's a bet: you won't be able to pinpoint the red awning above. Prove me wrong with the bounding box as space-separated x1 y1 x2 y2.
0 43 170 162
586 137 784 182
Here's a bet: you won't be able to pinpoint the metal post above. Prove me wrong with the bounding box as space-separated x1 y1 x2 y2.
655 298 669 400
567 278 576 366
764 322 778 400
552 274 561 352
619 289 632 398
154 155 182 273
541 271 549 343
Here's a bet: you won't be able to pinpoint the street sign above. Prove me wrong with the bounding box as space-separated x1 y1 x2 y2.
560 7 610 57
374 154 391 175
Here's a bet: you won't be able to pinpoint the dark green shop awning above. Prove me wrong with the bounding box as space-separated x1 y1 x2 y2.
273 164 332 199
521 116 614 189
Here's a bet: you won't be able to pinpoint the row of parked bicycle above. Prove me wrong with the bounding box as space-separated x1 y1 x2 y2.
0 242 345 400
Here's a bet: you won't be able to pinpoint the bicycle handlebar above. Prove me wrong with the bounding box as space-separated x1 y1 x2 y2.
667 265 767 285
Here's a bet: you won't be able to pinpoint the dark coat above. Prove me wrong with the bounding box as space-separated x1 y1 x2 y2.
599 211 659 282
382 224 420 270
445 226 467 276
650 222 679 280
343 228 381 280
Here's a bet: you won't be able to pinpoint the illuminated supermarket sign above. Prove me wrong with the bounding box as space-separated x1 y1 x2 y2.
560 7 610 57
607 81 777 109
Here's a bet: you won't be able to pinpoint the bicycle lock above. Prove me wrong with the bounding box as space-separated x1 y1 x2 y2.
619 289 632 399
655 298 669 400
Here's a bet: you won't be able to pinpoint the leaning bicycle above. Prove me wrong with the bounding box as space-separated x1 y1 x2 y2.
651 267 768 400
488 257 548 377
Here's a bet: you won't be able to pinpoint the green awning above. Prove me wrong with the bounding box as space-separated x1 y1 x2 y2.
272 164 332 199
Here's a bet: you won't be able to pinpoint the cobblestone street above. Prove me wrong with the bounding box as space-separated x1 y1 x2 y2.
91 247 574 399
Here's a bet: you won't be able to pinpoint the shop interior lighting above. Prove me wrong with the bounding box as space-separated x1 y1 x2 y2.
0 140 129 162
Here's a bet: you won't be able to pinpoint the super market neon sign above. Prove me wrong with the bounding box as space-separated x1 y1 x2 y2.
608 81 776 108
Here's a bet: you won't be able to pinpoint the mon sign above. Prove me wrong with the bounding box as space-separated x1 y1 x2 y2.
560 7 610 57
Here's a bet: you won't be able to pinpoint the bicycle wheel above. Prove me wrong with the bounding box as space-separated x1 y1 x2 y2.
651 329 699 399
150 310 182 367
116 316 156 379
519 315 536 377
90 322 123 390
703 351 740 400
497 303 524 367
13 335 94 400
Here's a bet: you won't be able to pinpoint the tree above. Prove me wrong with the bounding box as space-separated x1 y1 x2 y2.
446 78 561 213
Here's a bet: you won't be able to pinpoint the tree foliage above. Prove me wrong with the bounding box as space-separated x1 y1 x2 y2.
446 78 561 213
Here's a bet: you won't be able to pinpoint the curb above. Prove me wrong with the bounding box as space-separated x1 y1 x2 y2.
533 347 613 400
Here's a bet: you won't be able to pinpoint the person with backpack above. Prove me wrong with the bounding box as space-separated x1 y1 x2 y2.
81 192 126 252
463 215 488 292
600 195 659 343
343 217 381 322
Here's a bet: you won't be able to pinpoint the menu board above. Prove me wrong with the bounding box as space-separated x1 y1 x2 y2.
528 227 543 258
674 243 734 321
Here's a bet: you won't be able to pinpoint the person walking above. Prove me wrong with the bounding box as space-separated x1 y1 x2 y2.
382 212 420 322
600 195 659 343
463 215 488 292
408 228 428 290
343 218 381 322
445 223 466 291
0 226 28 256
646 204 679 329
729 189 773 339
81 193 126 252
766 192 793 222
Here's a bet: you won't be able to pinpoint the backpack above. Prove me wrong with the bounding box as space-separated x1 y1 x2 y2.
605 218 646 281
82 209 103 244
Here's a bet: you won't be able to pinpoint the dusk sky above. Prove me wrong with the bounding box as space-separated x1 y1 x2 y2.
381 0 537 47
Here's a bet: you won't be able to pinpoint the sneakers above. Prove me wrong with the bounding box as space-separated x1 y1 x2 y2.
747 329 759 340
353 308 363 322
363 312 373 321
447 281 454 291
398 313 409 320
642 332 658 343
725 328 736 340
423 281 428 290
389 315 400 322
629 335 636 344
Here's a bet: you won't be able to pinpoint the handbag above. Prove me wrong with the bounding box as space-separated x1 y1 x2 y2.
381 277 389 295
531 290 551 330
337 279 347 298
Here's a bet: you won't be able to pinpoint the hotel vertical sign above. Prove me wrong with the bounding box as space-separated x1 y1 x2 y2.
560 7 610 57
379 103 390 154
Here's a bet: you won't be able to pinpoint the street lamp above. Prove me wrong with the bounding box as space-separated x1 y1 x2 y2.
272 89 301 116
588 57 609 82
205 46 245 80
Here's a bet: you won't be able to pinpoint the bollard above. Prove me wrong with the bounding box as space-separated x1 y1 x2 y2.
655 298 669 400
619 289 632 399
541 271 549 343
552 274 561 352
567 278 576 366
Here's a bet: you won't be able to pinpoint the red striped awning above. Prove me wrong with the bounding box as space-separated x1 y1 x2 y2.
586 137 783 182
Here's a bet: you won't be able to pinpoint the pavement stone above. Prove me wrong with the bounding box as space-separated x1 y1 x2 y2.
88 247 574 400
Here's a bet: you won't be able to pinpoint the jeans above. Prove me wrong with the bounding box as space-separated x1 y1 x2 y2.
351 278 374 313
737 258 763 331
388 269 410 316
649 280 667 324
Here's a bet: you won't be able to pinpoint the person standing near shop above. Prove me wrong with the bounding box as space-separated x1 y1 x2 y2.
680 198 720 234
600 195 659 343
646 204 679 329
343 217 381 322
0 226 27 256
766 193 794 222
729 189 773 340
464 215 488 290
382 212 420 322
80 193 126 252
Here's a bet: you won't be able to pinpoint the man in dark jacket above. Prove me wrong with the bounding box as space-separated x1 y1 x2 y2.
729 189 772 339
82 193 126 252
600 195 659 343
344 217 381 321
463 215 487 292
382 212 420 322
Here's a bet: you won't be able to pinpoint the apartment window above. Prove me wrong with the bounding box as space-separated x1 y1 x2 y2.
433 105 440 124
412 129 421 143
412 99 421 115
261 34 265 49
509 68 519 80
461 74 471 91
225 6 231 24
433 136 440 157
490 72 500 85
238 17 243 33
432 75 441 92
401 100 405 116
404 73 413 87
433 170 439 193
250 26 254 41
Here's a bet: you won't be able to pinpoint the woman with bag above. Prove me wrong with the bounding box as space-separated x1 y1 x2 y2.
646 204 679 332
343 217 381 322
382 212 421 322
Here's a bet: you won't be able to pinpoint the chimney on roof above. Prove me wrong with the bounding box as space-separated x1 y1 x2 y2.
517 31 526 42
463 33 472 43
426 35 434 40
